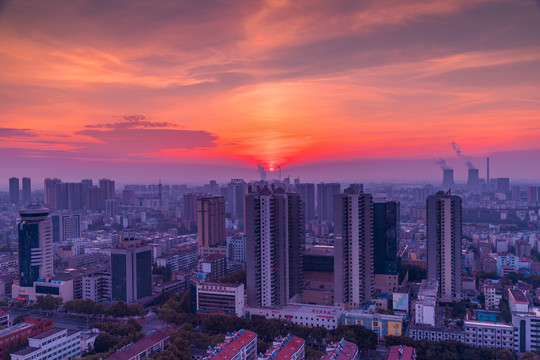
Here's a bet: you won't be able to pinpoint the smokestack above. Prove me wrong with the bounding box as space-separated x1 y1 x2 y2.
442 169 455 190
467 168 480 191
487 157 490 187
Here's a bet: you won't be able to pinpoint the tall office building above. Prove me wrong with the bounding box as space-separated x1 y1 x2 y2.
198 196 226 248
18 205 53 287
22 177 31 203
497 178 510 193
9 177 19 203
317 183 340 221
228 179 247 220
110 231 152 303
427 191 462 302
51 213 81 242
296 183 315 221
333 188 374 308
183 193 199 221
373 198 400 275
99 179 115 207
44 178 61 209
245 187 304 307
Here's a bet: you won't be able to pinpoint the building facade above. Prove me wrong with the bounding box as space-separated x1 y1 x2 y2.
333 188 374 308
427 191 462 302
18 205 54 287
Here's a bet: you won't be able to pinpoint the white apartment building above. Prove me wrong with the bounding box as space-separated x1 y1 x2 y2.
464 320 514 350
11 328 81 360
482 280 502 310
82 273 111 303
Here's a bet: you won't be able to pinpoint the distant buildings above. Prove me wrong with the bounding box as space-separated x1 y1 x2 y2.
317 183 340 221
333 188 374 308
227 179 247 220
296 183 315 221
51 213 81 243
9 177 19 203
427 191 462 302
197 196 226 249
22 177 31 203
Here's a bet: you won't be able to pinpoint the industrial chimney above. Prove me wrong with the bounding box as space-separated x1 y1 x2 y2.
442 169 455 190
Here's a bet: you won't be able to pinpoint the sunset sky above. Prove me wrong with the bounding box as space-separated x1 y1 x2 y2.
1 0 540 185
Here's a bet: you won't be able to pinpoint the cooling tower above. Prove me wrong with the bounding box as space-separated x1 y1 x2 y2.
467 168 480 191
442 169 455 189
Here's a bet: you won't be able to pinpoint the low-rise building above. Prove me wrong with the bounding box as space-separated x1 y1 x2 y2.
407 324 465 342
10 327 81 360
0 318 53 359
12 279 74 302
414 279 438 326
196 282 244 317
509 288 529 313
204 329 257 360
0 309 8 327
258 335 305 360
104 331 170 360
342 303 404 337
482 280 502 310
245 304 342 330
463 320 514 350
198 254 227 280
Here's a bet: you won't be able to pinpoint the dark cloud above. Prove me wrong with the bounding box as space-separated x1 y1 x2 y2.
85 115 179 129
0 127 36 138
75 127 218 157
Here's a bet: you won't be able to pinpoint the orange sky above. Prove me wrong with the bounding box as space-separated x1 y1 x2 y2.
1 0 540 183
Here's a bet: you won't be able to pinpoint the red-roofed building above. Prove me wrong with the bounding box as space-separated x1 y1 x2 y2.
204 329 257 360
0 317 53 359
259 335 305 360
385 345 416 360
104 331 169 360
322 339 359 360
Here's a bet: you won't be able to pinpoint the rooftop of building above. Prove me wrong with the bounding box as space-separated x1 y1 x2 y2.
304 245 334 257
197 281 243 288
11 346 40 356
205 330 256 360
262 335 304 360
203 253 226 261
0 309 7 317
105 331 169 360
463 320 514 329
0 321 33 338
385 345 415 360
322 339 358 360
31 327 66 340
509 289 529 304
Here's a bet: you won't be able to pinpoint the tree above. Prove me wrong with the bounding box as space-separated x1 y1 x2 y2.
12 315 26 325
499 299 512 323
218 270 246 285
330 325 377 353
34 295 62 310
520 352 540 360
93 333 119 353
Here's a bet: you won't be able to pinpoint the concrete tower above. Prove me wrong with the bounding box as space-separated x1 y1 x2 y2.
333 188 374 309
427 191 462 302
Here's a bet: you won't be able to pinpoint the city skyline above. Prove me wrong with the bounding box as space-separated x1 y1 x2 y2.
1 1 540 183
